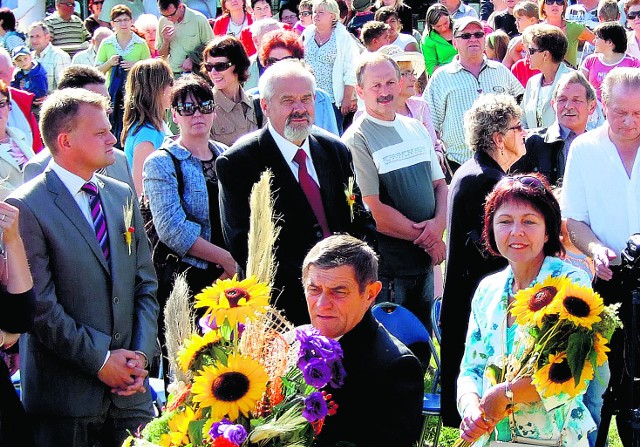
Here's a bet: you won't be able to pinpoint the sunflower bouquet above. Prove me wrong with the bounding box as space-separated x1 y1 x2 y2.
453 275 621 447
123 275 345 447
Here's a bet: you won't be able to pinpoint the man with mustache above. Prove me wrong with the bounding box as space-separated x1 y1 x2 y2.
342 51 447 344
216 59 375 325
513 71 597 185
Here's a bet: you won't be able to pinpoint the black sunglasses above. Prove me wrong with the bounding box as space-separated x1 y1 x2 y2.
175 100 215 116
528 46 545 55
265 55 295 66
300 10 312 16
628 11 640 19
515 175 545 192
204 61 234 73
455 31 485 40
544 0 565 5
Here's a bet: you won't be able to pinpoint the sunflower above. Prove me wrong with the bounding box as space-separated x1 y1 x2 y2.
192 353 269 420
510 276 569 326
194 275 271 327
532 352 594 398
177 330 222 373
593 333 610 367
162 406 197 446
557 282 604 329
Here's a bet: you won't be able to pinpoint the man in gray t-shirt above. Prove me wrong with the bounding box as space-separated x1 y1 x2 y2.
342 52 447 330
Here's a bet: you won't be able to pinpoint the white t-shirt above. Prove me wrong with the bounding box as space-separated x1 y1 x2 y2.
391 33 418 51
561 123 640 260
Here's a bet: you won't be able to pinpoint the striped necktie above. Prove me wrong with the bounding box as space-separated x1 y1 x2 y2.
81 182 110 263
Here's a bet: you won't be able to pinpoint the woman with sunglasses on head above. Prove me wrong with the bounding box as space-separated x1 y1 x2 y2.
421 4 457 76
122 58 174 196
625 0 640 59
520 23 572 129
202 35 260 147
84 0 110 35
440 94 525 427
143 74 236 387
457 172 596 447
538 0 593 67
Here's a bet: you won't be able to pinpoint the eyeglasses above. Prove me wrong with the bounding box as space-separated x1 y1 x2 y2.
455 31 485 40
160 6 180 18
528 46 545 55
175 100 215 116
265 55 294 66
112 17 132 23
628 11 640 19
58 1 75 7
204 61 234 72
544 0 564 5
400 70 416 78
300 10 312 16
507 123 524 132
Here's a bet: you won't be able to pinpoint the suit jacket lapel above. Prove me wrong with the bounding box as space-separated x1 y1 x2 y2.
47 171 110 274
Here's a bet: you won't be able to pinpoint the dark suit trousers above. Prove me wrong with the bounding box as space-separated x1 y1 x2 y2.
31 403 154 447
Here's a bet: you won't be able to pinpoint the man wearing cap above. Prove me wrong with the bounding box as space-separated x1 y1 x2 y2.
346 0 375 39
424 16 523 175
342 51 447 337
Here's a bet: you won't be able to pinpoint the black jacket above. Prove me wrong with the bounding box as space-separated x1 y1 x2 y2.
512 122 567 185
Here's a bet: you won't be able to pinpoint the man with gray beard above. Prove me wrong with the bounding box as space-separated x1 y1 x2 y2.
216 59 375 325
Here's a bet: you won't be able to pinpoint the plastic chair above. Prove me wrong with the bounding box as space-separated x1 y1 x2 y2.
372 302 442 447
432 296 442 345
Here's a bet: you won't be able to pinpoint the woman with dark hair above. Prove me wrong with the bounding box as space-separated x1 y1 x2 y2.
373 0 413 35
457 173 596 446
279 2 299 26
440 94 525 426
374 6 419 51
211 0 256 56
420 4 456 76
122 58 174 196
581 22 640 101
538 0 593 67
84 0 110 35
0 201 36 447
521 24 572 129
143 74 236 386
203 35 260 146
0 8 25 53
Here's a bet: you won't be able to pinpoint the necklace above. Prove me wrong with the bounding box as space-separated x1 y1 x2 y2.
315 30 332 46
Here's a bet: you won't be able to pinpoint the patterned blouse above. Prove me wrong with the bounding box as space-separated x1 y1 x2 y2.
304 31 337 103
458 256 596 447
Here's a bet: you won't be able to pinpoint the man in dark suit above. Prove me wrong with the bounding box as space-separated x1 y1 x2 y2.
23 65 135 191
302 235 423 447
217 59 374 325
7 88 158 447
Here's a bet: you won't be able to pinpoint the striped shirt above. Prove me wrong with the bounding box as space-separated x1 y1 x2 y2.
424 56 524 165
43 12 90 56
33 43 71 92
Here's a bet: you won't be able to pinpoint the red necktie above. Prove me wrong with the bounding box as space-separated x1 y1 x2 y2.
293 148 331 238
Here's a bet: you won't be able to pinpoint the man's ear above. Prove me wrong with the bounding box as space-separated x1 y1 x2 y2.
588 99 596 116
366 280 383 305
57 132 71 153
260 97 268 118
356 85 365 100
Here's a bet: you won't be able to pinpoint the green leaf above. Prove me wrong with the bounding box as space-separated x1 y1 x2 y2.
566 331 593 385
188 418 207 446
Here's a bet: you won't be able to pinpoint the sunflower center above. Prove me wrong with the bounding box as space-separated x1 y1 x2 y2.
563 296 591 317
211 371 250 402
224 288 249 307
548 359 572 384
529 286 557 311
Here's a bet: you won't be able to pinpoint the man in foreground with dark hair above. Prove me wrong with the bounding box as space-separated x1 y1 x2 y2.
301 234 423 447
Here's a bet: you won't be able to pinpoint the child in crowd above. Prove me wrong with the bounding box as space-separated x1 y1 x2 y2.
505 1 541 85
10 46 47 108
485 29 509 61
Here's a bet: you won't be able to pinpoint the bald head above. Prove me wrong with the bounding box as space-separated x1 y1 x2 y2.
0 49 13 85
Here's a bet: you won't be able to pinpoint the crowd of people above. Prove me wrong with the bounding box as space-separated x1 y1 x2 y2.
0 0 638 446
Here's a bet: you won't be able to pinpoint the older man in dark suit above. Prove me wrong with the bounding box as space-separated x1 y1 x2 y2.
216 59 375 326
302 235 423 447
7 88 158 447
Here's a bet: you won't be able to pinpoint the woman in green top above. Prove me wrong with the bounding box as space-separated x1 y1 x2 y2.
421 4 458 76
538 0 593 67
96 5 151 147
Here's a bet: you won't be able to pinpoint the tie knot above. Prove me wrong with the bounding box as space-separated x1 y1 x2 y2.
293 148 307 166
81 182 98 196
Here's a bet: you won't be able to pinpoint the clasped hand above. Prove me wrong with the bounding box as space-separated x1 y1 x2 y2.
97 349 148 396
413 219 445 265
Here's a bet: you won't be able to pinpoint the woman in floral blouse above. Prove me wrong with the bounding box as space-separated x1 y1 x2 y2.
457 173 598 446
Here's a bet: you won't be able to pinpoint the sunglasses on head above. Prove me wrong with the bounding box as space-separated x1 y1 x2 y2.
265 55 295 66
544 0 565 5
204 61 234 72
514 175 546 192
175 100 215 116
455 31 485 40
628 11 640 19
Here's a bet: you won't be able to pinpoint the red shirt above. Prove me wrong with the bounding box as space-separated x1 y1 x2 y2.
511 58 540 87
210 14 256 56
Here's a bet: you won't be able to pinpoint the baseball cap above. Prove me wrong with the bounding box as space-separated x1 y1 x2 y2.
452 16 483 35
11 46 31 61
